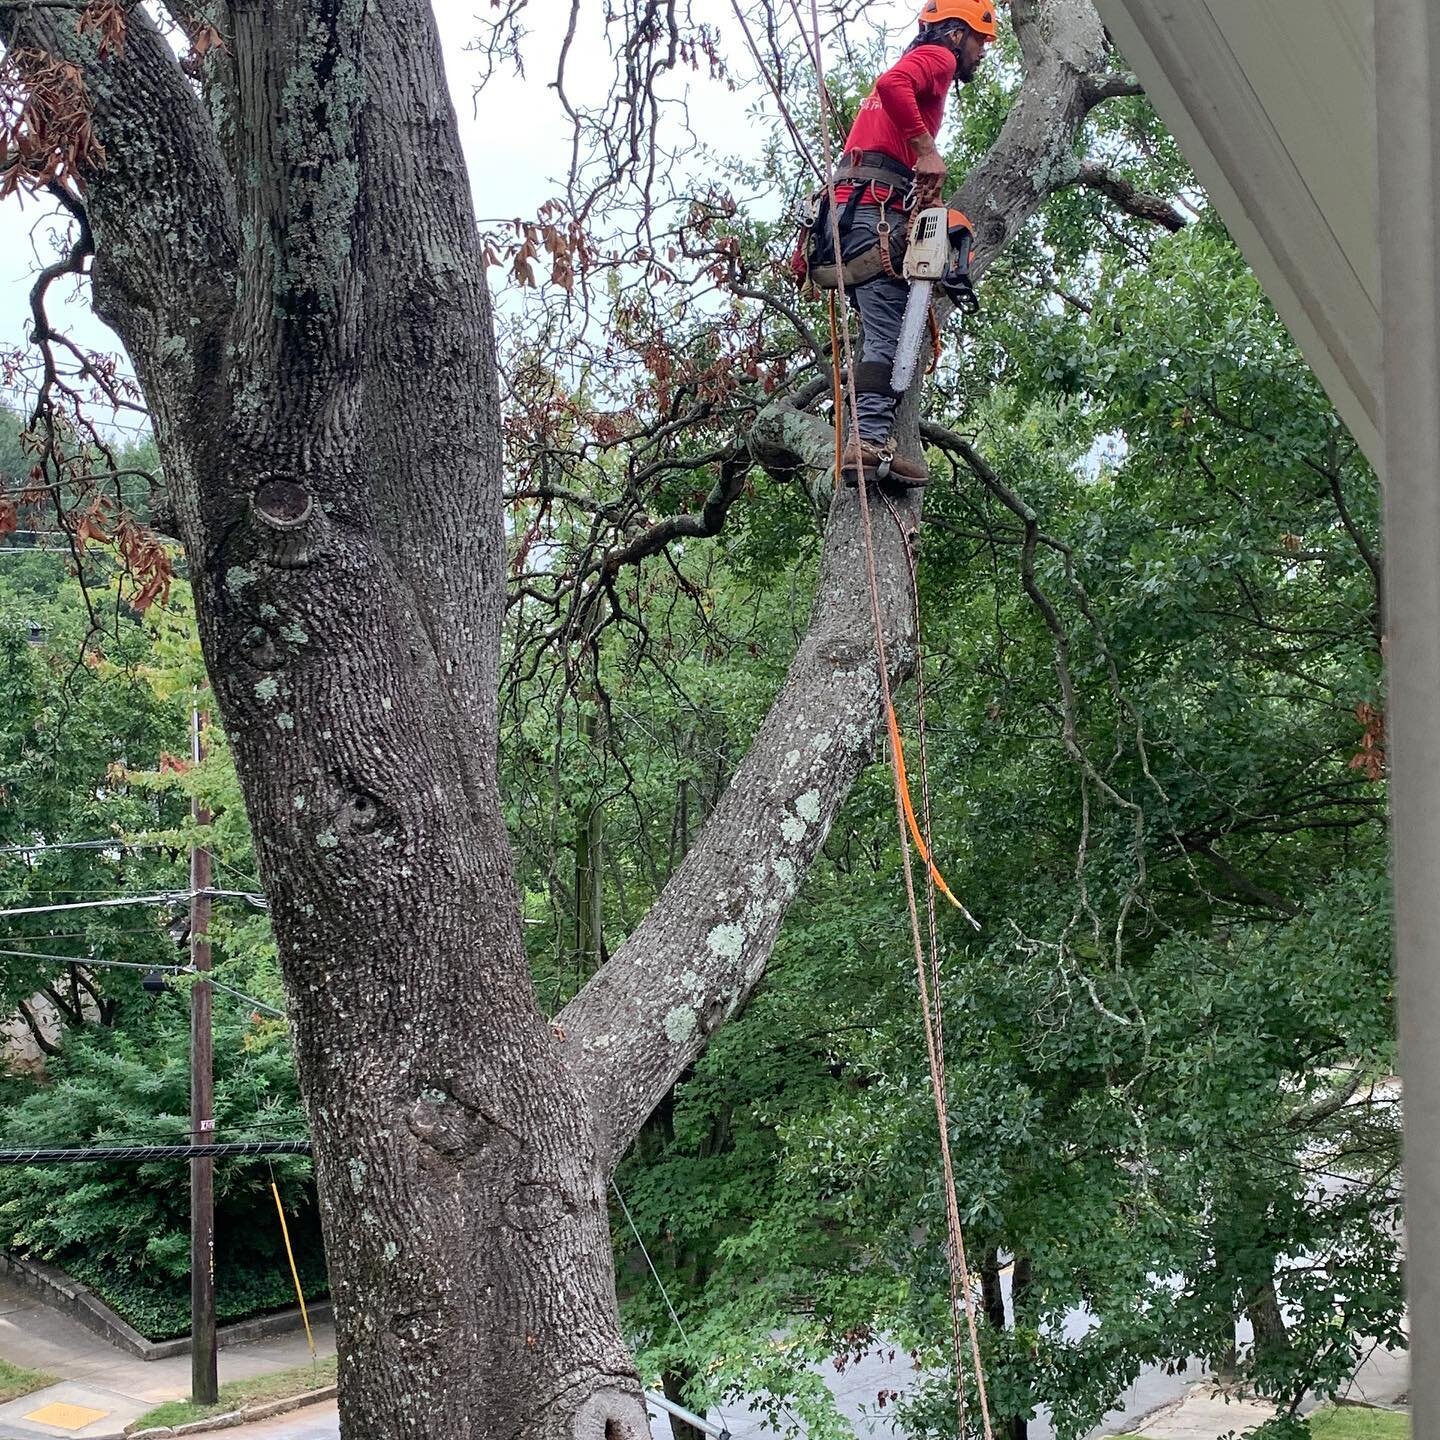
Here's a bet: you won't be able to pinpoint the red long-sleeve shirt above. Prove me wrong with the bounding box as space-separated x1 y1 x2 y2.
843 44 957 168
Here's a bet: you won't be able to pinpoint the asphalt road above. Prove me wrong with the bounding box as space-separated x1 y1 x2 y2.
212 1342 1193 1440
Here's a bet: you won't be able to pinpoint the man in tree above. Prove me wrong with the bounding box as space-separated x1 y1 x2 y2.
831 0 997 487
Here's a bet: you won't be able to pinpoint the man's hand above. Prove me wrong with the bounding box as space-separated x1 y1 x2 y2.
911 132 948 183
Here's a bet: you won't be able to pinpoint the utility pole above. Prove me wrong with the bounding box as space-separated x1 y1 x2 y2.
189 706 218 1405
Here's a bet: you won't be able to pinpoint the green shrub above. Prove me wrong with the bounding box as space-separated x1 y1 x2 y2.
0 1002 326 1340
67 1247 330 1342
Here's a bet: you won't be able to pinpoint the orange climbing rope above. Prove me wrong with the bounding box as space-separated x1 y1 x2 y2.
885 701 977 921
807 6 993 1436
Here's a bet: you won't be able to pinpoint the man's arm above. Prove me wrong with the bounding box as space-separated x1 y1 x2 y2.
874 46 956 180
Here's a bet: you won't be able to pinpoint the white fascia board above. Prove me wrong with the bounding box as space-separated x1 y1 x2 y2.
1092 0 1382 469
1377 2 1440 1425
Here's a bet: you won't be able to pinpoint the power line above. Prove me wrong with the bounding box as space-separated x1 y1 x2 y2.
0 838 191 857
0 892 190 917
0 888 182 900
2 836 266 902
209 850 264 895
0 888 267 919
0 1140 311 1165
0 928 157 942
208 975 285 1020
0 948 286 1018
0 948 164 968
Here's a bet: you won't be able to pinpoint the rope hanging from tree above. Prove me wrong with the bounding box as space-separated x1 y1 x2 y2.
806 6 994 1434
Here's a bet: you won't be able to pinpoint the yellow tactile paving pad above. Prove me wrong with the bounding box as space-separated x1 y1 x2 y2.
22 1401 109 1430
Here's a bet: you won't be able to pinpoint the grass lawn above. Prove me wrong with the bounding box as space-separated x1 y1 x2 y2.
0 1358 56 1403
131 1354 336 1430
1309 1406 1409 1439
1108 1406 1407 1440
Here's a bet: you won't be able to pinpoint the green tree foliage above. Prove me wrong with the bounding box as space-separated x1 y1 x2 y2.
491 102 1398 1437
0 569 190 1037
0 1005 318 1340
0 564 312 1338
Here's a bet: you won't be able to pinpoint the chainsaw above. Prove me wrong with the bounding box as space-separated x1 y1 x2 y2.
889 206 978 394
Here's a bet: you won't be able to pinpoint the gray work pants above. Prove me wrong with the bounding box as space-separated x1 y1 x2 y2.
840 203 910 443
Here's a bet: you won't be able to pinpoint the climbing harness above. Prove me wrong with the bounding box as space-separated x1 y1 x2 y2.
805 3 993 1436
795 150 913 291
794 153 978 332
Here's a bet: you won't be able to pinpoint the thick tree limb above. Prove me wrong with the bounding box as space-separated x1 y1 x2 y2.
0 4 238 432
1059 157 1188 232
1287 1071 1365 1130
1192 844 1301 918
1083 70 1144 105
560 471 922 1168
748 376 837 491
599 452 750 571
13 997 61 1057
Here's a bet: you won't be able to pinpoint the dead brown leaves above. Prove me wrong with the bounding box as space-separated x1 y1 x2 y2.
180 23 228 80
0 49 105 197
1351 701 1386 782
76 0 128 61
485 200 594 293
64 495 173 615
0 0 143 196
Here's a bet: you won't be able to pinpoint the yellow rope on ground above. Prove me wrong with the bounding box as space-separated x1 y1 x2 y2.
271 1181 317 1361
808 8 993 1436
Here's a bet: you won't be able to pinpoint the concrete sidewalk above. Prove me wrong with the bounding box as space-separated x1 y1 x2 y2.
0 1274 335 1439
1116 1339 1409 1438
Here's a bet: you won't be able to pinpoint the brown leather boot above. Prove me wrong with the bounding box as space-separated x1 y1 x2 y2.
840 437 929 490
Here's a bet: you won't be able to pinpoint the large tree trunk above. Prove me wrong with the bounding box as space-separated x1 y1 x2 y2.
0 0 1133 1433
1246 1273 1292 1366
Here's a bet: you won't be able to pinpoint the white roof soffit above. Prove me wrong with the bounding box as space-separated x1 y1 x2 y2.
1089 0 1382 468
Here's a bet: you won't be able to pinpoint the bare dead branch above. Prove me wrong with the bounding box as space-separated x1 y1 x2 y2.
599 452 751 570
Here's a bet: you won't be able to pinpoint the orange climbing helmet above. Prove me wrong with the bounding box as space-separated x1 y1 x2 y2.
917 0 999 37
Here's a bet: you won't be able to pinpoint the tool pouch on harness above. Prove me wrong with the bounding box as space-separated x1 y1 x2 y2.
791 151 912 290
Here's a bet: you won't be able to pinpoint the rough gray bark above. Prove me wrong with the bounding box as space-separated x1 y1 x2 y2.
0 0 1137 1433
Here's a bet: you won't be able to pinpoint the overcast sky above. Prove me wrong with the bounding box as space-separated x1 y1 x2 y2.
0 0 912 428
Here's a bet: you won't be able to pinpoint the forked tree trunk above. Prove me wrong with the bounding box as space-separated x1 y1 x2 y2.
0 0 1123 1433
